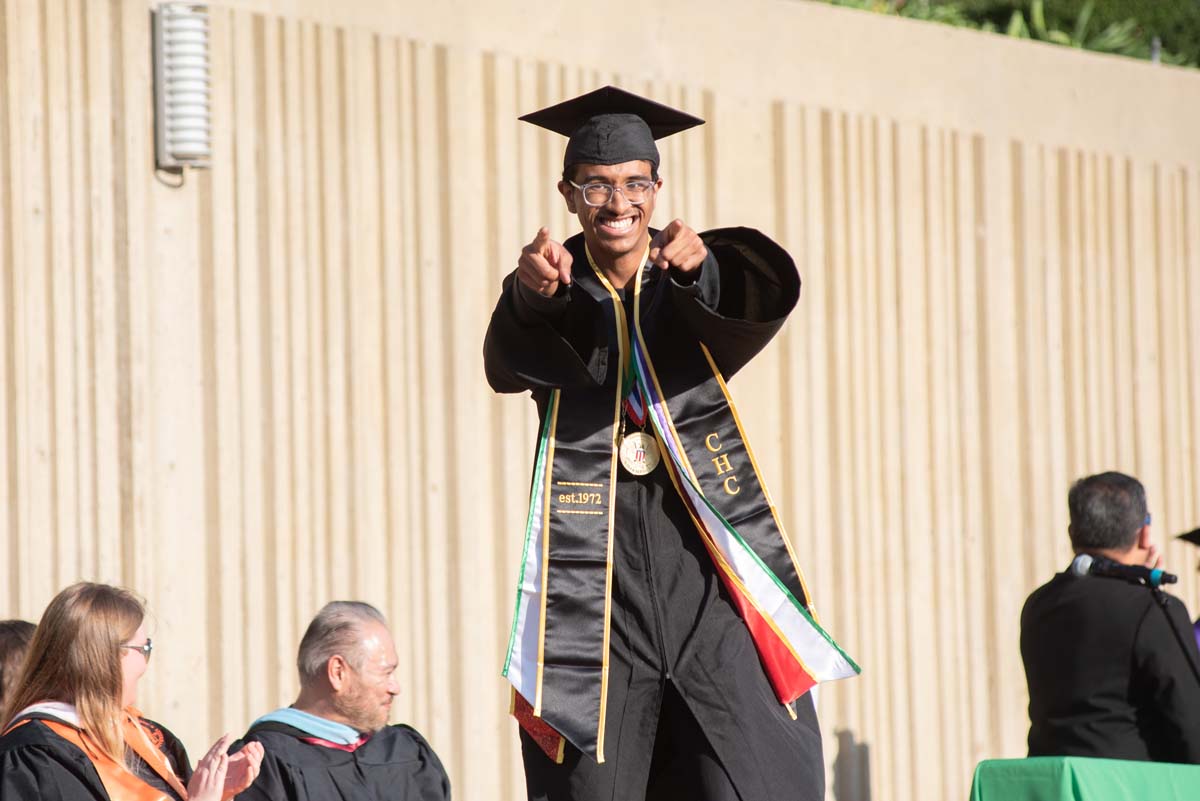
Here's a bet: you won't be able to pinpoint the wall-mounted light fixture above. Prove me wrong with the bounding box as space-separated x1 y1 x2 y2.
153 3 211 171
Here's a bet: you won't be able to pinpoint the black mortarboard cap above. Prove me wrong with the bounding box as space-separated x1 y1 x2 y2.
519 85 704 172
1176 527 1200 547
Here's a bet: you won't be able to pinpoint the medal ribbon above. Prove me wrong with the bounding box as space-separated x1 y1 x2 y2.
621 349 647 427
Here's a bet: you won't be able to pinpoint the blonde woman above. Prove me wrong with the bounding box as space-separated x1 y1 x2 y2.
0 583 263 800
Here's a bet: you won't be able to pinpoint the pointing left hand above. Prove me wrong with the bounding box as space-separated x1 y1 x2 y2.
648 219 707 273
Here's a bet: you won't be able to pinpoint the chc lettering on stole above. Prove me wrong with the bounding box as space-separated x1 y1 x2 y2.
704 433 740 495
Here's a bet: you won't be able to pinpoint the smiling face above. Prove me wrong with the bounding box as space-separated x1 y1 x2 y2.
334 621 400 733
558 160 660 268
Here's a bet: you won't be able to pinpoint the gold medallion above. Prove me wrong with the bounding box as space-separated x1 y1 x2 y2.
619 431 661 475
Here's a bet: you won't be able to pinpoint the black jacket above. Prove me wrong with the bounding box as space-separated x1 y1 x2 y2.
232 721 450 801
1021 569 1200 763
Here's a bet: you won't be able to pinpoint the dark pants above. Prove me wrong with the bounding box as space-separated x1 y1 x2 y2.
521 681 740 801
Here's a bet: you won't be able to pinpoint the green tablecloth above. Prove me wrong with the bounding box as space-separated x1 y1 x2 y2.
970 757 1200 801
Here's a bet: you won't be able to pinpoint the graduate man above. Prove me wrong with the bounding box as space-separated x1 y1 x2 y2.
484 86 857 801
233 602 450 801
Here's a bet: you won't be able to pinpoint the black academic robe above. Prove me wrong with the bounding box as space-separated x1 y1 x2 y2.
0 715 192 801
232 722 450 801
1021 569 1200 763
484 228 826 801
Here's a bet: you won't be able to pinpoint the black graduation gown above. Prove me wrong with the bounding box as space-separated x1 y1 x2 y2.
483 228 825 801
232 722 450 801
0 715 192 801
1021 570 1200 762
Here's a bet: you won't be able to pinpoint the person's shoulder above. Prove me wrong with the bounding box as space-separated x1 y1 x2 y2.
0 719 97 789
368 725 450 796
1022 572 1159 621
1028 571 1158 600
370 724 443 760
1155 589 1191 613
0 718 66 753
563 231 587 259
378 723 433 741
1084 575 1162 606
237 721 308 751
1022 572 1068 607
1134 588 1193 630
699 227 787 258
0 719 40 753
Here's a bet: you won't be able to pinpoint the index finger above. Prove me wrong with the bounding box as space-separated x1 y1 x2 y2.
649 220 685 264
653 219 684 245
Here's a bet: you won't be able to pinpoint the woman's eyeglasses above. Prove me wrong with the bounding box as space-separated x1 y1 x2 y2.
121 638 153 662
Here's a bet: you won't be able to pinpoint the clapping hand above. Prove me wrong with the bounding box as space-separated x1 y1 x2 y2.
221 739 263 800
187 734 233 801
187 733 264 801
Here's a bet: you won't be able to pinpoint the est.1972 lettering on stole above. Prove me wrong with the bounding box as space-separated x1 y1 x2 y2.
555 482 606 515
558 491 603 505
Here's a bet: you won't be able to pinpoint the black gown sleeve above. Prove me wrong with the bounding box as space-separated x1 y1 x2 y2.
397 725 452 801
483 272 607 394
229 736 289 801
672 227 800 378
483 227 798 391
0 744 96 801
1133 593 1200 762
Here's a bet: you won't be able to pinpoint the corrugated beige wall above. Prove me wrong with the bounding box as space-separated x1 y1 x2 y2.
2 1 1199 799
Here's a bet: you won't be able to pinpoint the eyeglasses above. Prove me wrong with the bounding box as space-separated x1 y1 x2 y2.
568 179 657 207
122 638 153 662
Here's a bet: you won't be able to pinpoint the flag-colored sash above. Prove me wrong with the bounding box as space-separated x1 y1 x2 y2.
503 234 858 763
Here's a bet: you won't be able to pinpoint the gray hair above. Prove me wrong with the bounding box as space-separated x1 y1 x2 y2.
1068 471 1148 551
296 601 388 685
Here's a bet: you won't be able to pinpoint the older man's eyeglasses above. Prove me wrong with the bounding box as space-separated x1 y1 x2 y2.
568 179 657 207
122 638 153 662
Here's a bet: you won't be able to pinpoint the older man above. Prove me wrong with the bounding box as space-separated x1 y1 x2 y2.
1021 472 1200 763
234 601 450 800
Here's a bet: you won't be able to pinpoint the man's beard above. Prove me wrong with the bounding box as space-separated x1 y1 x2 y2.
335 685 390 733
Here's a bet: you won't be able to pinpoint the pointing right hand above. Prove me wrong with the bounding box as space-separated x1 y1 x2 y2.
517 227 573 297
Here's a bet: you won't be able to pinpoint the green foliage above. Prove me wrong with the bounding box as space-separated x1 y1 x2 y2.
820 0 1199 67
